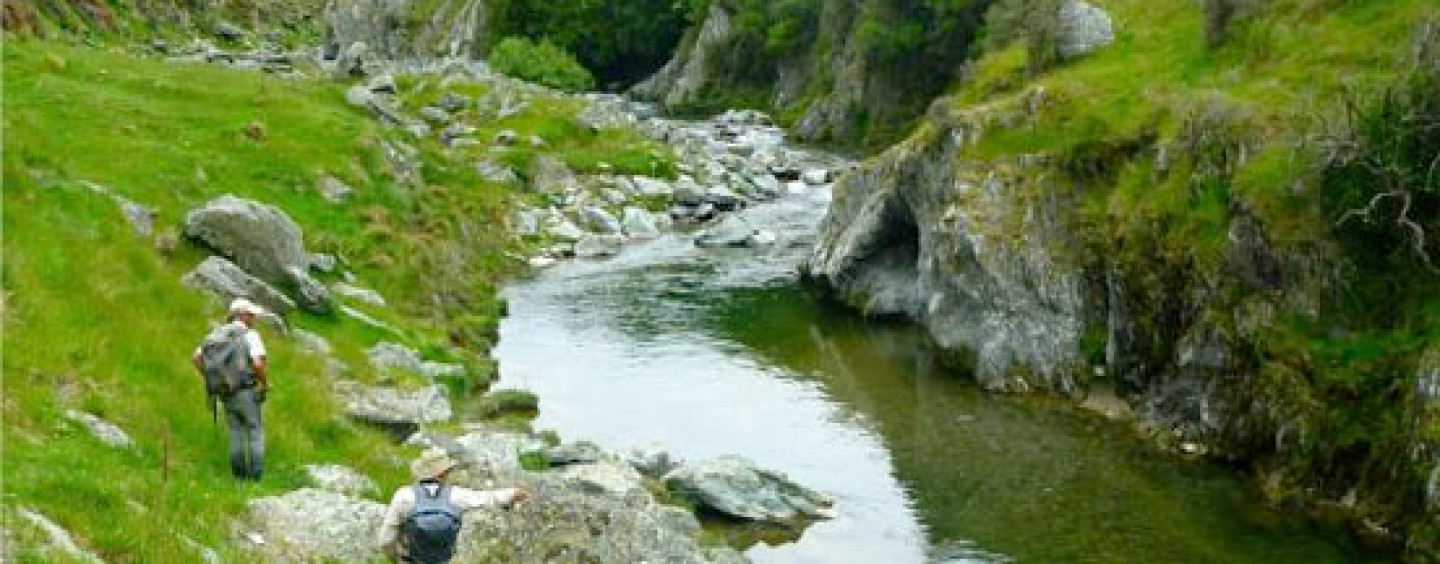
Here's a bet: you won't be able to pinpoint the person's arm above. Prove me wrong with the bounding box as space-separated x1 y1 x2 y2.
246 331 269 391
451 486 530 512
377 488 410 562
192 348 204 374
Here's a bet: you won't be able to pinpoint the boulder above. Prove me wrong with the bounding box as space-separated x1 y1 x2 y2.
182 256 297 315
63 410 134 449
631 176 673 196
304 464 380 498
664 456 834 524
333 381 453 431
695 216 767 248
559 461 645 497
184 195 333 313
574 235 625 258
533 440 606 467
476 159 521 184
746 173 782 199
582 206 623 234
704 184 744 211
315 175 353 204
1057 1 1115 59
531 154 580 194
621 207 660 239
332 281 387 307
625 447 677 478
367 342 464 380
242 488 385 563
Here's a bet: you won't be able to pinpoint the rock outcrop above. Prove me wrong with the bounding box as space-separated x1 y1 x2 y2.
183 256 298 315
333 380 452 433
242 488 386 563
184 195 334 313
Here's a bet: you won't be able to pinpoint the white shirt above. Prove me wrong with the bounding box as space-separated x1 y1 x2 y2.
377 484 521 560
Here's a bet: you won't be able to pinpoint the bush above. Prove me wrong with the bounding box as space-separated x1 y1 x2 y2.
488 36 596 92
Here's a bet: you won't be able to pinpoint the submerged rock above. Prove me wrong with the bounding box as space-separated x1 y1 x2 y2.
664 456 833 524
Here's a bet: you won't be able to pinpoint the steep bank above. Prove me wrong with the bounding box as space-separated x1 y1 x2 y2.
804 0 1439 559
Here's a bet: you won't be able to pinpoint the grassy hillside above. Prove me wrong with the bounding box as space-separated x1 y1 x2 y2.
1 38 670 562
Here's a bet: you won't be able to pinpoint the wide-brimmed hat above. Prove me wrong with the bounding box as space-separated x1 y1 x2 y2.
229 298 267 317
411 448 459 481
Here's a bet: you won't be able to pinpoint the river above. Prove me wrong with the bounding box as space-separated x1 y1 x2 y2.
494 139 1383 564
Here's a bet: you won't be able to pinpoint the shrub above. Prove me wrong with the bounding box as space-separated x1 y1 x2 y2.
488 36 595 92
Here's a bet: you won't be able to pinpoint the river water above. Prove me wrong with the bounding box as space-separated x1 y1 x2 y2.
495 176 1381 563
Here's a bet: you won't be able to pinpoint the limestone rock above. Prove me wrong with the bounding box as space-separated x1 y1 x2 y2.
334 381 453 430
1057 1 1115 59
63 409 134 449
184 195 333 313
182 256 297 316
242 488 385 563
664 456 834 524
304 464 380 498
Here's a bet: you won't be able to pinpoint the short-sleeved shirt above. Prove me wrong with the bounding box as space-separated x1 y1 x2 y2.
194 321 266 362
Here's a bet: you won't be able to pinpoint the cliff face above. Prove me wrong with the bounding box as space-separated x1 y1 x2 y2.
631 0 991 148
805 0 1440 556
322 0 492 62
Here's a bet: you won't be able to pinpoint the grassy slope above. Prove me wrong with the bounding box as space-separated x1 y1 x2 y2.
1 38 670 562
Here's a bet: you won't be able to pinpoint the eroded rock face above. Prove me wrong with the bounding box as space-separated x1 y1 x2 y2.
805 106 1087 393
629 3 735 109
664 455 833 525
184 195 333 313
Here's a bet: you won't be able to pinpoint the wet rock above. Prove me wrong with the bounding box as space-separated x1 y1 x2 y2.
304 464 380 498
664 456 834 524
182 256 297 315
333 380 453 431
704 184 745 211
716 109 774 127
332 281 387 307
621 207 660 239
315 175 353 204
582 206 623 234
184 195 333 313
695 216 768 248
63 409 134 449
242 488 385 563
631 176 674 196
574 234 625 258
673 176 706 205
801 168 832 185
16 507 105 564
1057 1 1115 59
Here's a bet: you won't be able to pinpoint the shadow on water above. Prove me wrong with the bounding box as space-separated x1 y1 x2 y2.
700 283 1386 564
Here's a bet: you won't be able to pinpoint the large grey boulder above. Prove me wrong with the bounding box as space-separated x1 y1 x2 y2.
63 410 134 449
664 456 833 525
1057 1 1115 59
182 256 297 315
242 488 385 563
184 195 333 313
333 381 452 430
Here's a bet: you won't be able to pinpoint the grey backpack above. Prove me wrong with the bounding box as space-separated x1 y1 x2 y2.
199 323 253 399
402 483 462 564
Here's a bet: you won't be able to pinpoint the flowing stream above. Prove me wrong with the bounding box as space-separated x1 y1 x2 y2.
495 141 1382 564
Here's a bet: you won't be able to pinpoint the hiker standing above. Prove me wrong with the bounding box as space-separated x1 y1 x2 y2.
192 298 269 481
377 448 532 563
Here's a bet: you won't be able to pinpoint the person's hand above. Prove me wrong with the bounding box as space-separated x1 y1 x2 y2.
256 383 269 403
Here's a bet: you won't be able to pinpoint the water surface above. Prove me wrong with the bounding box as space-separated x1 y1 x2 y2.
496 189 1381 563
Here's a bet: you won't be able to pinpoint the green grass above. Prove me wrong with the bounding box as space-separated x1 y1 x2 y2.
1 37 672 562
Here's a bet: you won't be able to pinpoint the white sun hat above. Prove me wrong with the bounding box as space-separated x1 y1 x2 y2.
228 298 267 317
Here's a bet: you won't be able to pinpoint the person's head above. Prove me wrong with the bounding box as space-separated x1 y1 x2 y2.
228 298 266 327
411 448 459 484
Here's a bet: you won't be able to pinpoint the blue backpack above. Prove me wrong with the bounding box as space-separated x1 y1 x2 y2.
402 483 462 564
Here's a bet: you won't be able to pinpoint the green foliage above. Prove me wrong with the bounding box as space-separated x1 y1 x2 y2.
473 389 541 419
488 36 597 92
486 0 692 86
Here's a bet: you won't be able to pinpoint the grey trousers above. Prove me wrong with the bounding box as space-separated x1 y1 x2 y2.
224 388 264 480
